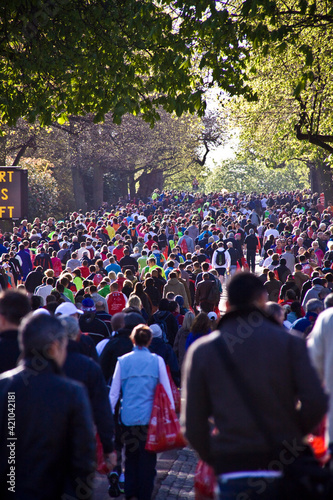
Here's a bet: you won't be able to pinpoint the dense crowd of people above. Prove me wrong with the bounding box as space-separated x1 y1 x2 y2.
1 187 333 499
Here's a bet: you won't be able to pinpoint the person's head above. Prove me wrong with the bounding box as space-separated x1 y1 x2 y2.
159 298 170 311
265 302 285 326
182 310 195 331
54 302 84 319
60 315 80 340
19 313 68 367
227 273 267 310
306 298 324 315
191 312 210 335
324 293 333 309
0 290 31 330
126 295 142 310
130 324 152 347
285 289 296 301
111 312 125 332
290 300 303 318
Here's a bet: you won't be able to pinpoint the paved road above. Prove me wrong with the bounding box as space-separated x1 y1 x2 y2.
93 447 197 500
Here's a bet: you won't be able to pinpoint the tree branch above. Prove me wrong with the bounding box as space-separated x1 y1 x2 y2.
12 135 36 165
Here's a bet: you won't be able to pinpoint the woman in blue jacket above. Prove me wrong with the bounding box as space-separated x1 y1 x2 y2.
110 324 174 500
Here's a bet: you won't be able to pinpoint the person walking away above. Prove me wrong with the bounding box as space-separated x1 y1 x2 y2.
110 324 174 500
182 272 327 500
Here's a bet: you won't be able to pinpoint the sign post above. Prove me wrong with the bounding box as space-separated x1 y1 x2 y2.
0 167 28 232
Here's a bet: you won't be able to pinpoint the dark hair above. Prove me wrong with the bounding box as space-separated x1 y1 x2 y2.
168 301 178 312
145 277 154 288
159 298 170 311
191 312 210 335
19 313 66 358
31 295 43 311
290 301 303 318
130 324 152 347
227 273 266 308
0 290 31 325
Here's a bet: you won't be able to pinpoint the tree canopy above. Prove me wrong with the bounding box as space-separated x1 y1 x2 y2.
0 0 207 128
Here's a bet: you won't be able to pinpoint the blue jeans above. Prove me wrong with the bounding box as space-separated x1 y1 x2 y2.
218 477 281 500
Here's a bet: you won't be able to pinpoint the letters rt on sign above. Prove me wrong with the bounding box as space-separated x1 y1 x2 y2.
0 168 28 220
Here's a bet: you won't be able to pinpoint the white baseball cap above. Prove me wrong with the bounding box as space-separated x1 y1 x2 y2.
207 311 217 321
55 303 83 316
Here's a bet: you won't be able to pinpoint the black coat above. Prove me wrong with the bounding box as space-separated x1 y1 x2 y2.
0 359 96 500
64 340 114 453
149 337 180 387
24 269 44 294
0 330 20 374
99 328 133 384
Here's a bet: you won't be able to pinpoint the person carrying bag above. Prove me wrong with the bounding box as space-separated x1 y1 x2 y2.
110 324 174 500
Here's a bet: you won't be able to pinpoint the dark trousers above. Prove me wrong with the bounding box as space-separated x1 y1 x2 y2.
247 251 256 273
121 425 157 500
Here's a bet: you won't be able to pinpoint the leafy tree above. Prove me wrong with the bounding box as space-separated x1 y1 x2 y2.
0 0 208 129
205 158 309 193
3 108 225 212
224 23 333 200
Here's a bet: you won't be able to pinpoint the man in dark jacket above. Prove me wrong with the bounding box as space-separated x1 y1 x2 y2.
61 316 115 458
100 312 143 384
150 299 178 346
149 323 180 386
275 258 291 284
182 273 328 499
0 313 102 500
0 290 31 374
24 265 44 294
195 273 219 313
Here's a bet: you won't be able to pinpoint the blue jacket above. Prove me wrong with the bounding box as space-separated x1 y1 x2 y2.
119 347 159 426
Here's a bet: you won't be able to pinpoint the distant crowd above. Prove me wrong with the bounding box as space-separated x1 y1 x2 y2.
1 187 333 499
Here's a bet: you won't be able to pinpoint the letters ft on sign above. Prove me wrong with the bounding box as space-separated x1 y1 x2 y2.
0 168 28 220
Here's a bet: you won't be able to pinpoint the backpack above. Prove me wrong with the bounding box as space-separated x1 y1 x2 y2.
206 281 220 305
152 312 168 343
216 250 226 266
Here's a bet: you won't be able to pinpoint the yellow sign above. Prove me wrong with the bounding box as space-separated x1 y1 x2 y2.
0 168 28 220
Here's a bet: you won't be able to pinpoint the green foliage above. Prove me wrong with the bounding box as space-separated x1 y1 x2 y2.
205 158 309 193
0 0 208 128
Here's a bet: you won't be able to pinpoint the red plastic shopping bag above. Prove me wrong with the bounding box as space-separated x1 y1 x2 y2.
145 383 187 452
241 257 249 270
194 460 217 499
166 365 181 413
308 416 331 465
96 433 109 474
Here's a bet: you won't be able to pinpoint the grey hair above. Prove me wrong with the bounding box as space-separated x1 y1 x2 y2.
60 315 80 340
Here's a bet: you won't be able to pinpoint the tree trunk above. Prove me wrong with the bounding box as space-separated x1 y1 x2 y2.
93 165 104 209
308 162 320 194
71 167 87 211
137 170 164 198
118 174 129 201
320 161 333 206
308 160 333 205
129 176 136 199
